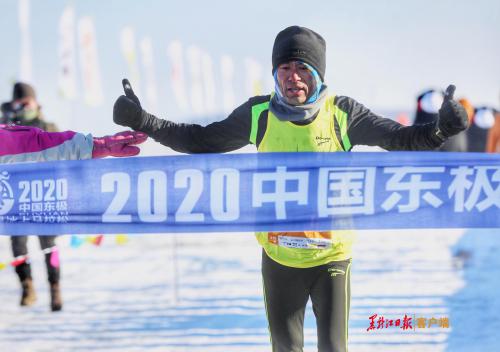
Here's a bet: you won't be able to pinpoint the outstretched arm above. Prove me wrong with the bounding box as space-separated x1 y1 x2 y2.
345 85 469 151
113 79 253 153
0 124 147 163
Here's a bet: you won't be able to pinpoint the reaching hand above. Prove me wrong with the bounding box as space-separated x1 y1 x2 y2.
113 79 144 130
436 84 469 140
92 130 148 158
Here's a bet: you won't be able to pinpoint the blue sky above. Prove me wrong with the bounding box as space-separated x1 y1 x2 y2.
0 0 498 135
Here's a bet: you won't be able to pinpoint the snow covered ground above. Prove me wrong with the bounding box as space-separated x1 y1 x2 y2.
1 228 499 352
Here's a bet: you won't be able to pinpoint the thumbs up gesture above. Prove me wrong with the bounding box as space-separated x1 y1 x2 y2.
435 84 469 141
113 79 144 130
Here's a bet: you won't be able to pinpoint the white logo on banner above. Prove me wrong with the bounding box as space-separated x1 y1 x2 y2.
318 167 376 216
252 166 309 220
17 178 69 223
382 167 445 212
448 166 474 212
448 166 500 212
0 172 15 215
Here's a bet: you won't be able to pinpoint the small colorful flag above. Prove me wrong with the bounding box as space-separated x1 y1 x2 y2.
77 16 104 106
115 234 129 245
70 235 85 248
0 262 7 270
92 234 104 246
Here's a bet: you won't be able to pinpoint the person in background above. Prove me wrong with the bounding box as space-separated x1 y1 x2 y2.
413 89 469 152
112 26 468 352
1 82 147 311
467 105 497 152
0 125 147 163
1 82 63 311
486 107 500 153
1 82 57 131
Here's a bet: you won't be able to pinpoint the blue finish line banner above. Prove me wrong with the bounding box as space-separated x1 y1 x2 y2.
0 152 499 235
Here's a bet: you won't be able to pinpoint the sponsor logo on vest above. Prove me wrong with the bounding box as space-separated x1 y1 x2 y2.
268 232 332 249
316 136 331 146
328 268 346 277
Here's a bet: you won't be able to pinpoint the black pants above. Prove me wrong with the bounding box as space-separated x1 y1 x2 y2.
10 236 60 284
262 251 351 352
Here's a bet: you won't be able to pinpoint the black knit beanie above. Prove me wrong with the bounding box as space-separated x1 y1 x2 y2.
13 82 36 101
272 26 326 81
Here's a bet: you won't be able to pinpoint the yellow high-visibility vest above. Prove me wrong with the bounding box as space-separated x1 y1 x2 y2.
251 95 355 268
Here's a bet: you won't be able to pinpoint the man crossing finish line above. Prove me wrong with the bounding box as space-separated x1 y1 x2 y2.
113 26 468 352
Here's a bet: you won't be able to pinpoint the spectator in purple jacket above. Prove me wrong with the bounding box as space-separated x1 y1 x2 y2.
0 123 147 311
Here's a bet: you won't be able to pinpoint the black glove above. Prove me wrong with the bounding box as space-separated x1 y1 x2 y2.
435 85 469 141
113 79 145 130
